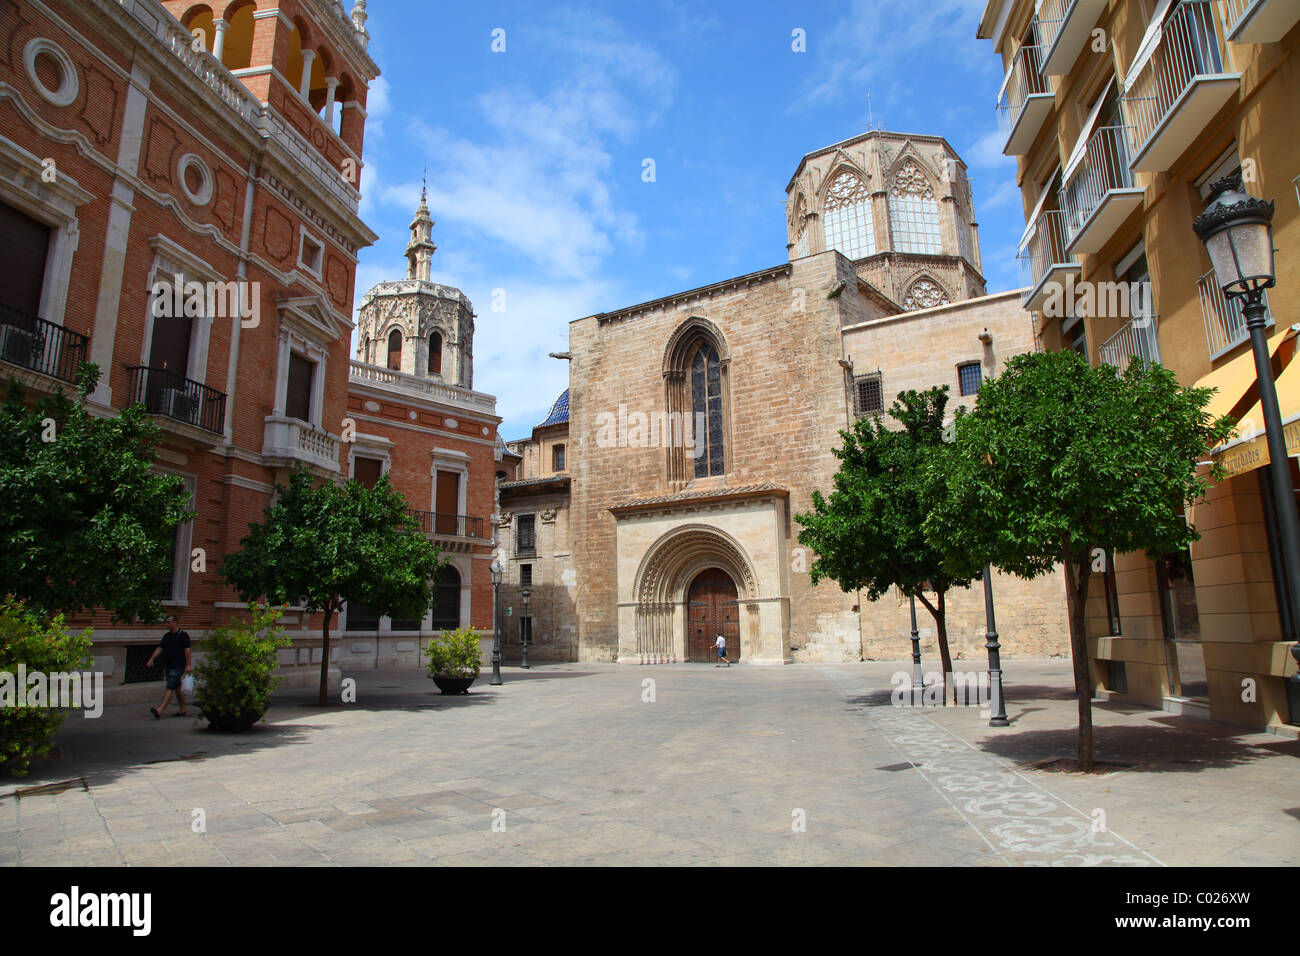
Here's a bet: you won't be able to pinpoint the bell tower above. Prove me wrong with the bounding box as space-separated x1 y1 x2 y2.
406 184 437 281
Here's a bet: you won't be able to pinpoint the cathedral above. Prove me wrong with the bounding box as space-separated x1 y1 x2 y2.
499 130 1072 666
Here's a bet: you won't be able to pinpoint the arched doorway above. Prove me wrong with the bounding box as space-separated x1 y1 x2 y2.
686 567 739 662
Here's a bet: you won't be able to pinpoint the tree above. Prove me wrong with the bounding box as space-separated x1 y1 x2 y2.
221 467 443 704
0 366 191 623
925 350 1234 770
796 387 983 703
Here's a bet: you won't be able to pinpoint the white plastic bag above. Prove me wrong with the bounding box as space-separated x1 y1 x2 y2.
180 673 196 696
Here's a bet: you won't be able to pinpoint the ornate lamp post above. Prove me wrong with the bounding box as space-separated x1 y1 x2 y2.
520 587 531 670
983 565 1009 726
1194 177 1300 716
490 557 503 685
909 593 924 705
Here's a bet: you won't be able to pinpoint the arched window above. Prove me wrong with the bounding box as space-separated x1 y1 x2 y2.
361 335 369 362
663 318 730 485
889 161 943 254
431 565 461 630
386 329 402 371
220 1 256 70
690 343 725 478
428 331 442 376
823 171 875 259
902 277 951 311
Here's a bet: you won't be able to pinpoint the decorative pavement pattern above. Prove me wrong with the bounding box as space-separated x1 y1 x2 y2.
822 668 1163 866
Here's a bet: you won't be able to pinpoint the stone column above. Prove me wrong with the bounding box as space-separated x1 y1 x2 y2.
212 18 228 61
323 76 339 125
298 49 315 99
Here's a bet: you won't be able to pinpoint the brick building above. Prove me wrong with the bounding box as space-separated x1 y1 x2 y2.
498 130 1072 665
0 0 500 697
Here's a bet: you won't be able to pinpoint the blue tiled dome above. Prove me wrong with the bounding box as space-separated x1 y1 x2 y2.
538 389 569 427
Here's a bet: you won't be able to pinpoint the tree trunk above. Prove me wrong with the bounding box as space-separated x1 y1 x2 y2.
1063 555 1094 771
918 590 955 706
319 604 334 706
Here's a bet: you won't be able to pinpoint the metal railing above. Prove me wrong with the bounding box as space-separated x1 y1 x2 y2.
1197 269 1273 359
1121 1 1226 159
0 305 88 383
1060 126 1138 243
1018 209 1072 291
996 44 1051 137
1099 317 1162 367
125 365 226 434
1218 0 1254 35
1033 0 1071 55
406 510 487 539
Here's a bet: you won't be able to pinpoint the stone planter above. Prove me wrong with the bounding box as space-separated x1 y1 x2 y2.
200 705 265 732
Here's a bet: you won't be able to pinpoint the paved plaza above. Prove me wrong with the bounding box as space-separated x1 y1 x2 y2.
2 660 1298 866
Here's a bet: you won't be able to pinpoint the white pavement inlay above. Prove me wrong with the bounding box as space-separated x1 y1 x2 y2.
822 668 1164 867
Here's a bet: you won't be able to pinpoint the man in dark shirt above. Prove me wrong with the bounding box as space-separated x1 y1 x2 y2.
147 615 192 718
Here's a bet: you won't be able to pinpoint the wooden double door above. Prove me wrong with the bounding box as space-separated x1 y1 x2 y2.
687 568 740 662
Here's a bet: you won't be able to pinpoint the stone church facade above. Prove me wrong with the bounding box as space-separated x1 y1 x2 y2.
501 130 1072 666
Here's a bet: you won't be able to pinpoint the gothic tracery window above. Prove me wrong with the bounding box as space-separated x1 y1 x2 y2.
691 343 725 478
823 171 875 259
889 161 943 255
902 278 950 311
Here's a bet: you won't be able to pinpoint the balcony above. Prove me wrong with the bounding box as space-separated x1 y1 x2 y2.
1121 0 1240 173
0 305 88 385
997 44 1054 156
1220 0 1300 44
1198 269 1273 359
1099 317 1162 367
262 415 341 473
125 365 226 443
405 510 487 540
1036 0 1109 76
1018 210 1081 313
1061 126 1145 254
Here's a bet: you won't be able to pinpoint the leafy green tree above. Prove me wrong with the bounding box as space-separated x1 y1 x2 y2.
221 468 443 704
925 351 1234 770
0 598 93 776
0 366 191 623
796 387 983 703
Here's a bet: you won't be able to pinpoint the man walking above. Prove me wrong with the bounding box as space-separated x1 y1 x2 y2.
714 634 731 667
147 615 192 718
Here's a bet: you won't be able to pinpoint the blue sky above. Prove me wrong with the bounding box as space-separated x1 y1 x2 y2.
352 0 1024 440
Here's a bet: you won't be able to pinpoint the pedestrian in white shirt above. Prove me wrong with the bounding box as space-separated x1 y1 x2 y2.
714 634 730 667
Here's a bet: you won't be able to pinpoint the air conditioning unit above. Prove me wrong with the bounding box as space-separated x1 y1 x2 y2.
0 325 35 366
158 387 195 421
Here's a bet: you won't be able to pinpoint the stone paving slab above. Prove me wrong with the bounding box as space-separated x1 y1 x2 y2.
2 660 1297 866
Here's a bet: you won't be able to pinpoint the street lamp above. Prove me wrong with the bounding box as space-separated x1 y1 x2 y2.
1194 176 1300 714
982 565 1009 726
908 594 924 705
520 587 531 669
490 557 503 685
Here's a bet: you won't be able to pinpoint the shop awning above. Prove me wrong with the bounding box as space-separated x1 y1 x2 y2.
1195 325 1296 425
1203 327 1300 478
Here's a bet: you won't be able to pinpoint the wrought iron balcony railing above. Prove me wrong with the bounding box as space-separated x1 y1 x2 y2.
405 510 487 539
997 43 1053 155
1219 0 1300 44
125 365 226 434
1018 209 1072 291
1061 126 1140 245
1121 0 1236 171
0 304 88 384
1197 269 1273 360
1034 0 1109 76
1099 316 1162 367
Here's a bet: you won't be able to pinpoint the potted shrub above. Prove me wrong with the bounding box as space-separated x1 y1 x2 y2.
194 603 290 731
425 626 482 694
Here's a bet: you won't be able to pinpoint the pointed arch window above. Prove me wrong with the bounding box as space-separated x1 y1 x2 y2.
429 331 443 376
690 343 725 478
889 162 943 254
823 171 875 259
387 329 402 371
